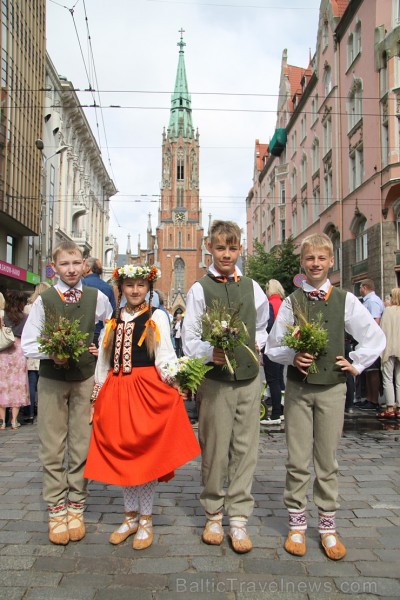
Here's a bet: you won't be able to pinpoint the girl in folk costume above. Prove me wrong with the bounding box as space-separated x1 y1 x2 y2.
84 264 200 550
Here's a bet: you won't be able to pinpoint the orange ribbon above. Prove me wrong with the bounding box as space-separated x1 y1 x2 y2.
137 318 160 346
103 318 117 348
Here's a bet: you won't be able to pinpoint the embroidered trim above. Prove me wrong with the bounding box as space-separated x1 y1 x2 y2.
288 508 307 531
122 322 134 373
318 511 336 534
113 323 124 374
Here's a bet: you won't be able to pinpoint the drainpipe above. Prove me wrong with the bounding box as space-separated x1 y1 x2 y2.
334 32 343 288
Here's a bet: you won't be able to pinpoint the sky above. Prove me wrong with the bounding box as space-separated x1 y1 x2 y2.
46 0 321 255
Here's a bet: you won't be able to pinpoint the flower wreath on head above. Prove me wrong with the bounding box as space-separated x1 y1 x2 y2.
112 264 161 283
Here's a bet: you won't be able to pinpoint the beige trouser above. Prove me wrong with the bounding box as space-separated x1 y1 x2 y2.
284 379 346 512
197 376 260 518
37 376 93 508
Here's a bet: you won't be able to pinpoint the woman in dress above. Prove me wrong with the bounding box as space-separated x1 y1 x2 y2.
378 287 400 419
0 290 30 430
84 264 200 550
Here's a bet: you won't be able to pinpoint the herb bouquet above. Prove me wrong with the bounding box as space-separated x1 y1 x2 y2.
200 299 259 375
161 356 213 394
282 302 328 374
38 312 89 368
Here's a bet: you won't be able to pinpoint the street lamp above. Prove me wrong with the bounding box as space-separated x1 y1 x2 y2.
35 139 69 279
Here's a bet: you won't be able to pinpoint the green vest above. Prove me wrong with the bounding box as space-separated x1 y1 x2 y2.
287 286 347 386
199 274 259 382
39 285 97 381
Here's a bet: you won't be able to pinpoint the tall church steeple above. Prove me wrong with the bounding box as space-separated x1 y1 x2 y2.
156 31 205 312
168 29 194 138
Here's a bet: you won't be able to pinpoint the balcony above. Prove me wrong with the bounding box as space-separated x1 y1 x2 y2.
269 128 287 157
71 230 92 255
351 259 368 278
72 196 88 217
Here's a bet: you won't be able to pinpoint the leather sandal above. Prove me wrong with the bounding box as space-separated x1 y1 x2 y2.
49 513 69 545
132 517 153 550
376 409 396 419
228 524 253 554
67 510 86 542
321 532 346 560
109 512 139 545
202 519 224 545
284 529 306 556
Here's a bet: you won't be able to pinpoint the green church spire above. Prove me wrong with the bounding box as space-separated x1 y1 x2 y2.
168 28 194 138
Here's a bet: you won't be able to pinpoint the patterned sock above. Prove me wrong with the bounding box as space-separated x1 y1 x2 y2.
288 508 307 531
67 500 85 516
318 510 336 535
123 486 140 512
138 480 157 515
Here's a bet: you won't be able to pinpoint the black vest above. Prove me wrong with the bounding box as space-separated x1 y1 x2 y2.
199 274 259 382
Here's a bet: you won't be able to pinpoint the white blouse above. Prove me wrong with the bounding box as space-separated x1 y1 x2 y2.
95 307 178 386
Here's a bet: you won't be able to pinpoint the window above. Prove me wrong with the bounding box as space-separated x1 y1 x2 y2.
301 154 307 187
356 218 368 262
349 145 364 191
292 209 297 236
382 100 389 167
280 182 286 205
312 138 320 174
291 131 297 157
324 65 332 97
347 33 354 67
280 219 286 242
291 167 297 199
176 187 184 207
177 149 184 181
300 115 307 141
302 200 308 231
355 21 361 55
333 234 341 271
27 236 34 272
324 161 332 206
312 187 320 222
380 52 388 97
6 235 15 264
348 80 363 131
323 116 332 156
174 257 185 294
322 21 328 50
311 94 318 124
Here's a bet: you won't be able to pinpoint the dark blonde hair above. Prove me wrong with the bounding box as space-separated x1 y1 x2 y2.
52 241 83 262
266 279 285 299
300 233 333 258
209 220 242 245
390 287 400 306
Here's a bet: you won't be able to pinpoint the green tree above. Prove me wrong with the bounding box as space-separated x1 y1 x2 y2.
245 237 300 294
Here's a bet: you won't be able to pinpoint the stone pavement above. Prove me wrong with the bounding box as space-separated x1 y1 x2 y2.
0 419 399 600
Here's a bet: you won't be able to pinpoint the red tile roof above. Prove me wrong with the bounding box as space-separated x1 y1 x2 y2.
331 0 349 18
255 140 269 171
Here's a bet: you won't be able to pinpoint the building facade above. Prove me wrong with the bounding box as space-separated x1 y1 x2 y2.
40 54 117 281
247 0 400 298
0 0 46 292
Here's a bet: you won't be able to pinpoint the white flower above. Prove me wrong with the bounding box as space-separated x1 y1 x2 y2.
221 320 228 329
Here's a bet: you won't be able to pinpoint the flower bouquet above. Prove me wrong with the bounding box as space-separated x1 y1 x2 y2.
161 356 213 393
282 302 328 374
37 312 89 368
200 299 259 375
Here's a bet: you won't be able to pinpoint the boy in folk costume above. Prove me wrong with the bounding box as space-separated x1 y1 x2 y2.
84 264 200 550
182 220 269 553
21 241 113 545
266 233 386 560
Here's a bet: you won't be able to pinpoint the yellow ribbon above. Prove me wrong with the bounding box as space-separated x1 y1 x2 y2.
103 318 117 348
137 319 160 346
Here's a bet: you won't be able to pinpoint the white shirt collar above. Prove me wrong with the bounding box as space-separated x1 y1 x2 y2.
302 279 331 293
56 279 84 293
208 264 243 278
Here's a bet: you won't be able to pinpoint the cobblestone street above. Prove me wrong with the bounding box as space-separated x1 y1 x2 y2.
0 417 399 599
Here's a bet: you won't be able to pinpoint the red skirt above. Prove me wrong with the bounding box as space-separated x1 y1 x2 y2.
84 366 201 486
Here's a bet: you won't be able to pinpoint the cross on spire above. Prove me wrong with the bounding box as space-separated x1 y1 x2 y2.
178 28 186 51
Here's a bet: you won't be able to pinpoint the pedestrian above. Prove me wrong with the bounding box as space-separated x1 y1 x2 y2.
84 264 200 550
173 313 184 357
358 278 385 412
261 279 285 425
378 287 400 419
83 257 116 347
21 241 113 546
266 233 386 560
182 220 269 553
0 290 30 430
22 282 51 424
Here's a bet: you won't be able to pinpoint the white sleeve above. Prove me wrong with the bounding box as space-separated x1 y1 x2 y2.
265 296 297 365
21 297 50 359
181 283 214 363
153 309 180 378
94 325 112 385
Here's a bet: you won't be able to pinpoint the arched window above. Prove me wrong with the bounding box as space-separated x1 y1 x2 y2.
348 79 363 131
355 21 361 55
174 257 185 294
324 65 332 97
177 148 184 181
312 138 320 174
322 21 329 50
355 217 368 262
291 167 297 199
347 33 354 67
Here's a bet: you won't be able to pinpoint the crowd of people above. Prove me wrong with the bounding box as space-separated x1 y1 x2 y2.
0 219 397 563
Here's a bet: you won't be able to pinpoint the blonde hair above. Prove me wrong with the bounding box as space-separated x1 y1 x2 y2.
0 292 4 311
52 241 83 262
265 279 285 299
390 287 400 306
300 233 333 258
209 220 242 245
28 281 51 304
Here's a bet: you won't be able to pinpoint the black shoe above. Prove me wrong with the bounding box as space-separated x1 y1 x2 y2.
357 401 377 411
24 417 34 424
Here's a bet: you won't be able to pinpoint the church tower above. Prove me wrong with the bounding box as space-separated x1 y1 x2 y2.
156 31 205 311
